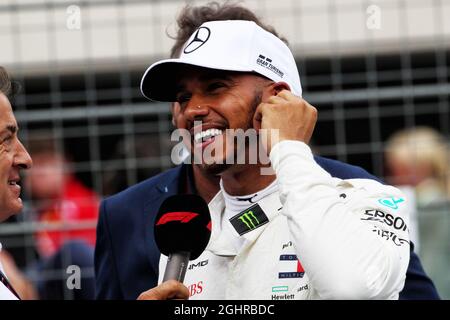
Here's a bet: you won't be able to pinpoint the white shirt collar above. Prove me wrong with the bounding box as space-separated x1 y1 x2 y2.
206 180 283 255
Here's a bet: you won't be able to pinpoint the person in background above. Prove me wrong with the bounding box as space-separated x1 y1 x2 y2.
385 126 449 298
25 137 99 257
0 66 34 299
24 136 98 299
385 126 450 207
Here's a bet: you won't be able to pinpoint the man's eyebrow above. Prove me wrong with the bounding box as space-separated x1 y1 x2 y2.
174 71 235 96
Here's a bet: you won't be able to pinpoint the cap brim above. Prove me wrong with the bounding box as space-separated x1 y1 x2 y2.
140 59 253 102
140 59 186 102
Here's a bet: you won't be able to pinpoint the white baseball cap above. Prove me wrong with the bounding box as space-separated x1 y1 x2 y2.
140 20 302 102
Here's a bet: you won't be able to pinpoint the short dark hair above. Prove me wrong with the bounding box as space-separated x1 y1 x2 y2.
169 1 288 58
0 66 20 99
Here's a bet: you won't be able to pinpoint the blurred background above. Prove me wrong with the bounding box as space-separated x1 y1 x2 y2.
0 0 448 299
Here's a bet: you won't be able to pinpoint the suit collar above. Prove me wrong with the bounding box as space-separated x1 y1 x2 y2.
154 164 185 194
144 164 190 273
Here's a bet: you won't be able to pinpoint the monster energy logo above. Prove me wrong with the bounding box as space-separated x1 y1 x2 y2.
239 210 260 229
230 203 269 236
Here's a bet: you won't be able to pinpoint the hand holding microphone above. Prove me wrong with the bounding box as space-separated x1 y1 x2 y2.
137 194 211 300
137 279 189 300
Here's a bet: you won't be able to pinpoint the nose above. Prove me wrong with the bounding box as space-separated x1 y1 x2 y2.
183 95 210 122
14 139 33 170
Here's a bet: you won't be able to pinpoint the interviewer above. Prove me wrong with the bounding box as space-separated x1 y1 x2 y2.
0 66 33 300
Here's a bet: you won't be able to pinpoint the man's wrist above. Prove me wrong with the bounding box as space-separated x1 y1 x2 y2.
269 140 313 172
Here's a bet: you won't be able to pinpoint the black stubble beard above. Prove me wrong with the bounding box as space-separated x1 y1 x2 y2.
198 90 263 176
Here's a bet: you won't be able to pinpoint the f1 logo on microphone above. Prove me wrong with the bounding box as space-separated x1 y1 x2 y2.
156 212 199 225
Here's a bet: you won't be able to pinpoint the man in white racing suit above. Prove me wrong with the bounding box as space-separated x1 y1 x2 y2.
137 20 410 300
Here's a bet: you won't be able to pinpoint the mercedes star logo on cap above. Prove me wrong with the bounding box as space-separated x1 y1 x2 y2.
183 27 211 54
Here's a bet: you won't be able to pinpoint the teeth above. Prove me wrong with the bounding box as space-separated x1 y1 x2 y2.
194 129 223 143
8 181 17 185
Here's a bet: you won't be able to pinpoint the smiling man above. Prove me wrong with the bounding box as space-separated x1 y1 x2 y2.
134 20 411 300
0 66 33 300
95 3 440 301
171 66 277 180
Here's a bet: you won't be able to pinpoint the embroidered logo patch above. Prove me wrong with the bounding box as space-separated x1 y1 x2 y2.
378 197 405 210
278 254 305 279
272 286 289 293
229 203 269 236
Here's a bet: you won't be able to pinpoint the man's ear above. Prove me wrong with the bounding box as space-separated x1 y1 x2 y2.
268 81 291 97
171 102 180 127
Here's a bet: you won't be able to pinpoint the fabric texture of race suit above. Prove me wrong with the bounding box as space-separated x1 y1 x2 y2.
158 140 410 299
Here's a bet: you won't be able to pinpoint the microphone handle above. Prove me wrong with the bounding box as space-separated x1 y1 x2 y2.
163 251 190 282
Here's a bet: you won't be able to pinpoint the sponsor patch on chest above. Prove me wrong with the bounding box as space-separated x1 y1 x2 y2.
229 203 269 236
